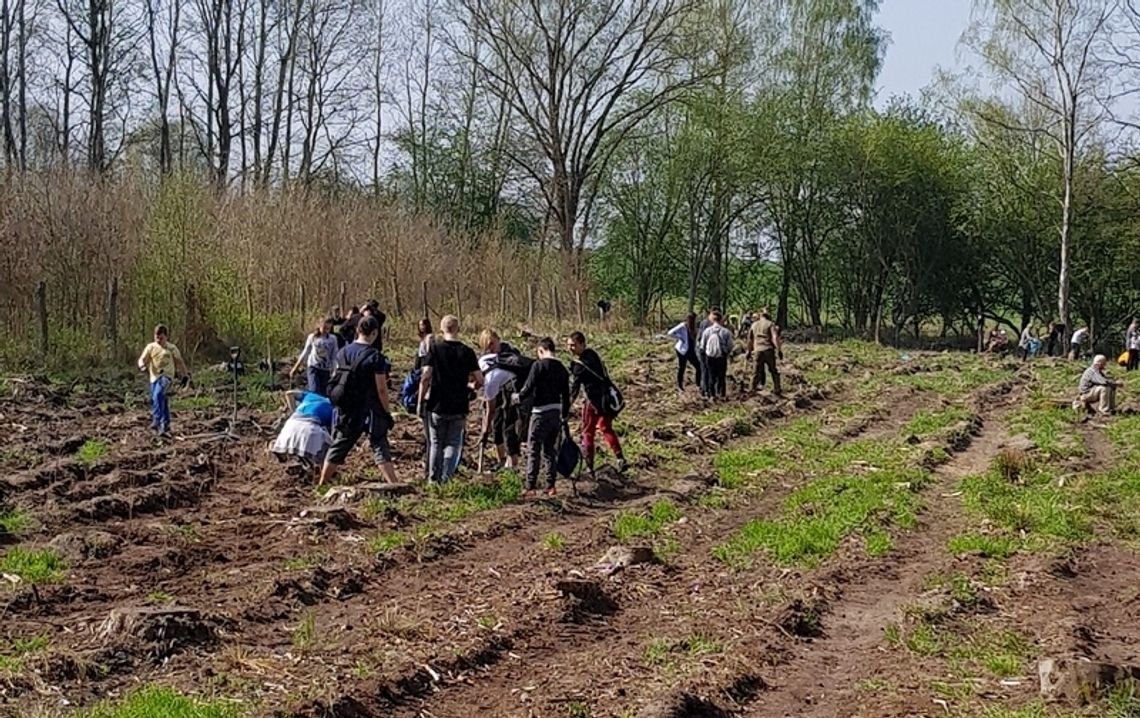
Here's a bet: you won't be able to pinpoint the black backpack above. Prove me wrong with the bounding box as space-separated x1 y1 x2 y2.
328 346 377 411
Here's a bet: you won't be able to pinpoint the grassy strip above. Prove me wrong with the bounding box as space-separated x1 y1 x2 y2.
79 686 245 718
612 500 682 542
0 547 66 584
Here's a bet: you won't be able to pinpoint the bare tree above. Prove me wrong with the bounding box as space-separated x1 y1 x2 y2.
458 0 708 264
144 0 180 175
963 0 1118 335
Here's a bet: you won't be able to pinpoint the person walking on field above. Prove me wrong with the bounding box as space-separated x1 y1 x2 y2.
699 311 734 399
567 331 628 475
667 313 702 392
319 315 398 486
747 308 783 395
516 337 571 496
290 316 339 396
137 324 191 438
419 315 483 484
478 329 528 471
1126 319 1140 372
1074 354 1122 417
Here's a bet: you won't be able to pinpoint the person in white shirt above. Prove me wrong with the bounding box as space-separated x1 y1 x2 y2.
477 329 524 470
1068 326 1089 361
666 313 701 393
1126 319 1140 372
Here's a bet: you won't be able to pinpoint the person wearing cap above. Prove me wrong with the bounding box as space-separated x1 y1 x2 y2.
747 308 783 395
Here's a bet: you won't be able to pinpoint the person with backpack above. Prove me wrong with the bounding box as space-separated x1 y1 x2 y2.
418 315 483 485
290 316 339 396
667 313 702 393
567 331 627 475
746 308 782 395
699 310 734 399
319 315 397 486
515 337 571 496
478 329 530 471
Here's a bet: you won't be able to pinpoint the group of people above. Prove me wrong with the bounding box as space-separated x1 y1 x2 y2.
668 308 784 399
984 321 1089 362
259 305 628 496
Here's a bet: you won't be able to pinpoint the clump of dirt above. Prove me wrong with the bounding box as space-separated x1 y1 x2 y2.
557 579 619 621
776 597 827 638
98 606 226 660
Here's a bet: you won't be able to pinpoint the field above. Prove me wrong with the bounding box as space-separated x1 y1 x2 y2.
2 336 1139 718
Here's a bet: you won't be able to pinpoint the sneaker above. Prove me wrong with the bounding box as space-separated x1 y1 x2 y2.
616 457 629 473
523 488 537 498
545 487 557 496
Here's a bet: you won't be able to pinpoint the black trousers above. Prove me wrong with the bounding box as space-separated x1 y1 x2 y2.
1128 349 1139 372
706 356 728 397
676 349 701 390
751 348 781 394
525 409 560 490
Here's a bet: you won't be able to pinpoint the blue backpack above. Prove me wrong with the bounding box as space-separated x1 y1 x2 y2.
399 368 422 412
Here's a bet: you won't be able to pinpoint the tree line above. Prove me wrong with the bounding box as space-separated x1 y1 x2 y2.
2 0 1140 353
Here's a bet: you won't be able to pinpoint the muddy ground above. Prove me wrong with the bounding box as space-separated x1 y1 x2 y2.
0 338 1137 717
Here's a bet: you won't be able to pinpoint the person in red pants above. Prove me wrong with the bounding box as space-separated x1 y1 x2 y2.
567 331 627 476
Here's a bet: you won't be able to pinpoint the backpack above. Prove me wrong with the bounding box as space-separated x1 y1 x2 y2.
327 346 377 411
572 356 625 418
704 328 725 358
399 367 422 412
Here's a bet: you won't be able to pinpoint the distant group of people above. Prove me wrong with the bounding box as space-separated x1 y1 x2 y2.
238 303 626 496
668 308 783 399
984 320 1089 362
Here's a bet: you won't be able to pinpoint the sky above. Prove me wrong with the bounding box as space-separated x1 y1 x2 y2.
874 0 974 107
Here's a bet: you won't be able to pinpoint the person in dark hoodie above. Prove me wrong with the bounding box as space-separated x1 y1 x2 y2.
567 331 627 476
515 337 571 496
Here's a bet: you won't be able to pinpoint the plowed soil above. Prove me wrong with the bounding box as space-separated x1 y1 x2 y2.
0 341 1136 718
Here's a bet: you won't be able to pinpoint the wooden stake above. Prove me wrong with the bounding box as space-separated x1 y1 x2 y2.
500 285 507 318
421 280 429 319
106 277 119 358
527 284 535 323
552 285 561 323
339 281 346 316
454 282 463 319
576 289 584 324
299 284 306 333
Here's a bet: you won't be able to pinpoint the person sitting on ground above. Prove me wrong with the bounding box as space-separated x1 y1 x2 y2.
272 390 334 471
516 337 571 497
478 329 524 471
419 315 483 485
1075 354 1122 417
747 307 783 396
699 310 734 399
667 313 702 393
319 315 398 486
290 316 339 396
1069 326 1089 361
986 325 1010 354
567 331 627 475
137 324 191 438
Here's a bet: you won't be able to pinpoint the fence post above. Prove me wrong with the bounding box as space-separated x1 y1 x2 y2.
35 280 48 357
576 290 584 325
106 276 119 358
527 284 535 323
552 285 561 323
454 282 463 320
421 280 429 319
500 285 507 318
246 286 254 340
339 281 346 315
299 284 306 333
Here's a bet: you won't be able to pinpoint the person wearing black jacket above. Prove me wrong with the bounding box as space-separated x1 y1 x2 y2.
516 337 571 496
567 331 627 476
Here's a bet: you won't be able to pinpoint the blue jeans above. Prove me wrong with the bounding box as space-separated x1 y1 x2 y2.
150 376 172 433
306 367 330 396
428 413 466 484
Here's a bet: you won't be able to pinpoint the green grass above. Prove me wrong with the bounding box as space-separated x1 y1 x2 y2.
612 500 682 542
78 686 244 718
75 439 109 466
712 446 779 489
293 611 316 651
947 533 1019 559
170 394 219 411
146 590 176 604
957 467 1090 550
0 547 66 584
903 406 973 437
694 404 752 428
368 531 410 554
645 633 724 669
283 555 321 571
413 473 523 522
0 634 50 672
0 508 32 534
1010 406 1084 458
542 532 566 550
